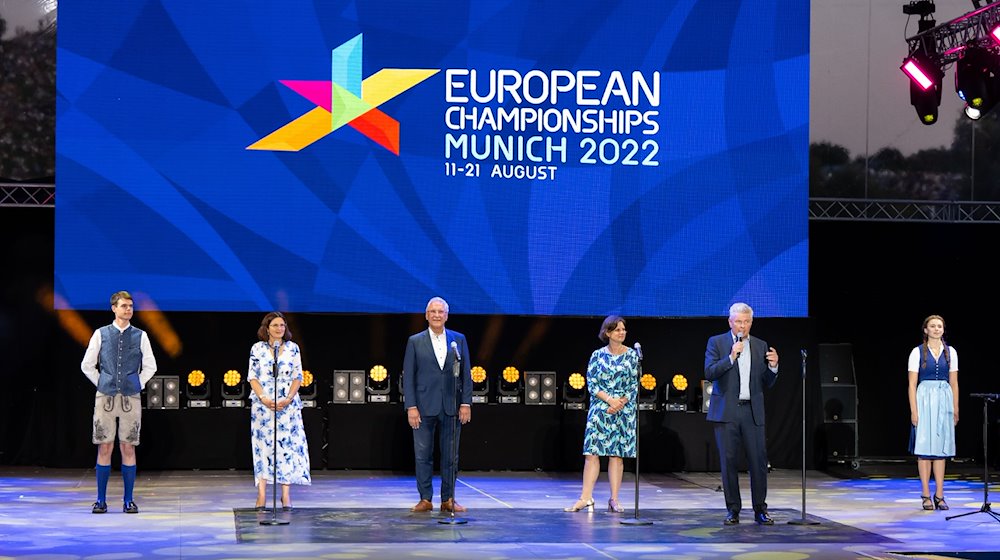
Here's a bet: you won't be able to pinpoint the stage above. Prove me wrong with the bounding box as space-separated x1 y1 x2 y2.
1 466 998 558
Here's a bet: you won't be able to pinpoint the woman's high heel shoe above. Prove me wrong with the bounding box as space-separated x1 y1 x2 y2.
921 495 934 511
933 495 949 510
608 498 623 513
563 498 595 512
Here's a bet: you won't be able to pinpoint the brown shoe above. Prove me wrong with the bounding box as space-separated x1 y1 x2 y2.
410 499 433 512
440 498 466 512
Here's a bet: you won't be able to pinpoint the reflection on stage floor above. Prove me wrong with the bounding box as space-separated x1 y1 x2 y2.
0 466 998 559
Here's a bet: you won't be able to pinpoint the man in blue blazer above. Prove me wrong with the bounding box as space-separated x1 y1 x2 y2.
403 297 473 513
704 302 779 525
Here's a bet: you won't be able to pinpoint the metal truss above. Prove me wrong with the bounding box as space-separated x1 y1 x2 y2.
5 185 998 222
0 183 55 207
906 1 1000 66
810 198 1000 223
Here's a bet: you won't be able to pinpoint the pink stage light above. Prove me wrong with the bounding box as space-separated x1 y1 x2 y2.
991 25 1000 46
901 58 936 90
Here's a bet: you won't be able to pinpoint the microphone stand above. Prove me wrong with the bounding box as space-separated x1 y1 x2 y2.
947 393 1000 523
788 349 819 525
622 342 652 526
439 342 468 525
260 340 289 526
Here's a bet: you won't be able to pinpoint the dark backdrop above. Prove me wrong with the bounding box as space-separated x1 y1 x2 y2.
2 208 996 471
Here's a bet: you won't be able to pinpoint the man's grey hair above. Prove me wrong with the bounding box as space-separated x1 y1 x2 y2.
426 296 449 312
729 302 753 318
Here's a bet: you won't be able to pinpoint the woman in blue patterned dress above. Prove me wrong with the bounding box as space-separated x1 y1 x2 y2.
907 314 959 511
564 315 639 513
248 312 311 510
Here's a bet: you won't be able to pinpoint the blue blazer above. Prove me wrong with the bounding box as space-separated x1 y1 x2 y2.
704 332 778 426
402 329 472 416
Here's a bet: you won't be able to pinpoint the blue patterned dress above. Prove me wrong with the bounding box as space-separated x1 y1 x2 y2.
582 347 639 457
909 344 958 459
248 340 311 486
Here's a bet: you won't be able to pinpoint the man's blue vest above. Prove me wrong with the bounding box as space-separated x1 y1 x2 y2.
96 324 144 396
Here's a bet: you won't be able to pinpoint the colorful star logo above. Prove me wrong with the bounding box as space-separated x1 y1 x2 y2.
247 34 438 155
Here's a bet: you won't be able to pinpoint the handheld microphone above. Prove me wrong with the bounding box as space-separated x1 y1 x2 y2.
633 342 643 360
451 340 462 362
735 332 743 358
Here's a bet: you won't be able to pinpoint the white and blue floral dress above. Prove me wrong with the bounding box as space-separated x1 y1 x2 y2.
248 340 311 487
582 346 639 458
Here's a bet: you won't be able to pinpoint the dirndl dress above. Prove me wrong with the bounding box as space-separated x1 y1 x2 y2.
908 345 957 459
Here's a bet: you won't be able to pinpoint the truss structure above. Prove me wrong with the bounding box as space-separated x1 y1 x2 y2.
906 1 1000 66
811 198 1000 222
5 185 999 222
0 183 55 208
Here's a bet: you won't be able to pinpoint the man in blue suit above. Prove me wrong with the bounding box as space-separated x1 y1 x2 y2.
704 302 779 525
403 297 473 513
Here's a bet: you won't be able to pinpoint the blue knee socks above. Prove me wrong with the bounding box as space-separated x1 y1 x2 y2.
95 464 111 503
121 464 136 504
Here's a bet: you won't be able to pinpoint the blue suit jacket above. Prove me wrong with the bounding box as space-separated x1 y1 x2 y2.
402 329 472 416
704 331 778 426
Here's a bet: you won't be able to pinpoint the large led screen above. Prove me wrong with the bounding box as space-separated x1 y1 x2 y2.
56 0 809 315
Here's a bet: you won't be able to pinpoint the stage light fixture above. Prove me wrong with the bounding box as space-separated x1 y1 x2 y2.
498 366 521 404
185 369 210 408
471 366 489 404
665 373 689 412
991 24 1000 46
146 378 163 408
637 373 660 411
299 369 316 407
524 371 556 405
902 54 944 124
955 46 1000 118
367 365 390 403
221 369 247 408
332 370 365 404
164 376 179 408
562 372 587 410
146 375 179 409
901 55 938 90
701 380 713 413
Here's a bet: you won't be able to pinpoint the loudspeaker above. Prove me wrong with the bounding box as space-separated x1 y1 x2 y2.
524 371 557 405
822 385 857 421
822 422 857 458
819 343 856 385
333 370 365 404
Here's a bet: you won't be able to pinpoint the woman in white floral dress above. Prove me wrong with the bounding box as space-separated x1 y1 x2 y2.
248 312 311 509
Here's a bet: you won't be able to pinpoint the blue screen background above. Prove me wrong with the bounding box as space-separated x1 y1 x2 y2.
56 0 809 316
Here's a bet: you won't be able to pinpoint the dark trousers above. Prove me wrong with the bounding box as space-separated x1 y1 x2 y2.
412 412 461 501
713 403 768 514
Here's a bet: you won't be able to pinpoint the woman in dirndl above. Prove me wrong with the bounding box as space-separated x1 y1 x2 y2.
907 314 959 511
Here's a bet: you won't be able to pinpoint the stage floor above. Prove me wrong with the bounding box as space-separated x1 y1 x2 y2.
1 466 998 559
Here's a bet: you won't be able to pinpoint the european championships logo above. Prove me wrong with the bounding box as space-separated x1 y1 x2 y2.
247 34 438 155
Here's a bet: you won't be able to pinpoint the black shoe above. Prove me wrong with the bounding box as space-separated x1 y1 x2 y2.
91 501 107 514
754 511 774 525
123 501 139 514
724 511 739 525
